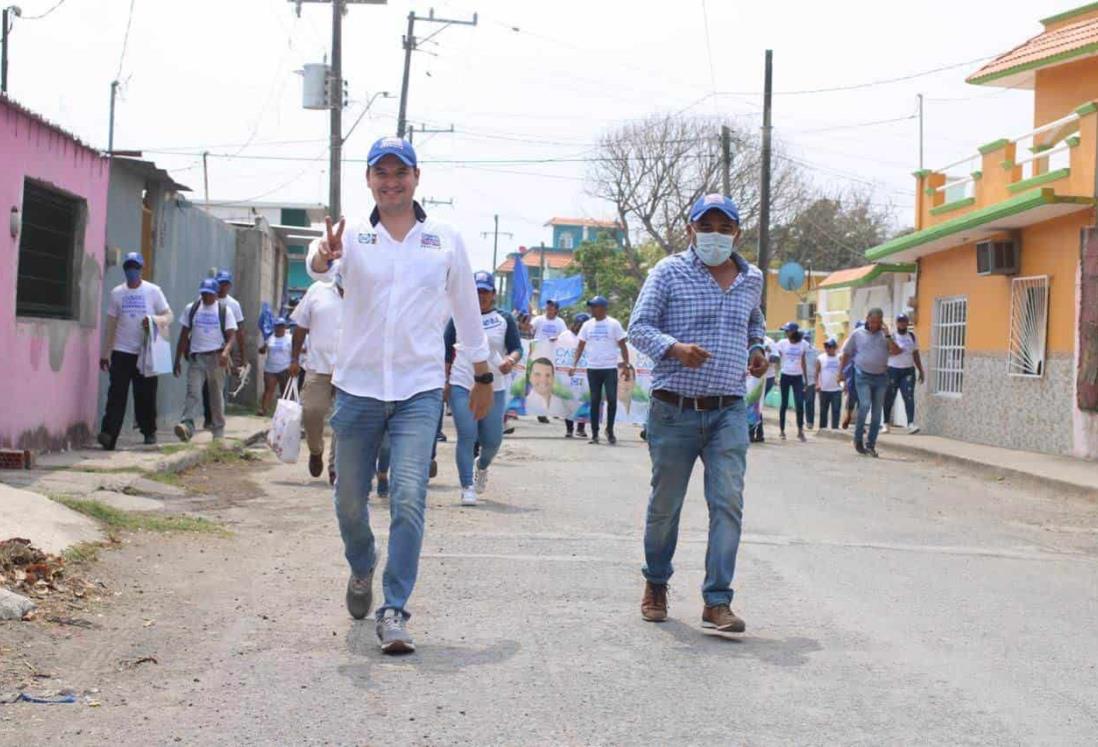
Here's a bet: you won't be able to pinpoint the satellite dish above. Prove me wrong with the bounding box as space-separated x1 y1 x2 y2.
778 262 806 291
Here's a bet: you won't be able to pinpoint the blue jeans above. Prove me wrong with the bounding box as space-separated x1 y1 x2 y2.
778 373 804 432
329 387 443 618
449 386 506 488
643 397 749 607
854 370 888 449
884 366 916 425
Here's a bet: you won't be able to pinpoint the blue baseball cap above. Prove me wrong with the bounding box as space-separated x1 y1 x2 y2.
545 298 559 307
216 270 233 284
198 278 219 295
824 337 838 347
783 321 800 332
274 316 287 326
473 271 495 292
573 312 591 324
587 295 609 307
122 251 144 269
367 136 417 168
896 313 910 322
689 193 740 223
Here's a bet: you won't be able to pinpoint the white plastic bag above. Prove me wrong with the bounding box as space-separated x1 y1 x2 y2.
138 316 173 377
267 379 302 464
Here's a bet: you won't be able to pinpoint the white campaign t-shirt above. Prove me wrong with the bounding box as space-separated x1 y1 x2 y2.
777 338 808 376
290 281 342 375
264 334 292 373
531 314 567 342
888 330 919 369
817 354 843 392
763 337 778 379
450 309 513 392
181 300 238 355
223 294 245 325
578 316 626 369
804 345 820 385
107 281 170 354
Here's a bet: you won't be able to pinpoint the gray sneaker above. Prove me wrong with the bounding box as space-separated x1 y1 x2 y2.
345 569 374 620
376 609 415 654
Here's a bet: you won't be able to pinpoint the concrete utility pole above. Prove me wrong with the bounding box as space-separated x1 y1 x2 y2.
107 80 119 155
202 151 210 203
917 93 924 171
758 49 773 315
396 8 477 138
720 124 732 195
481 214 514 290
1 6 16 96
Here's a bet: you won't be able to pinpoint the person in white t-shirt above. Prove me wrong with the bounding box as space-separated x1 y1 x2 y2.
776 322 808 441
97 252 173 449
199 270 247 429
750 335 779 443
258 318 292 417
884 313 925 434
815 338 844 429
803 332 819 429
568 296 630 445
173 278 238 441
291 277 344 482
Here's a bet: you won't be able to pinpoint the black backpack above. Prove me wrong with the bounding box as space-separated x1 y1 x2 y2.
185 298 228 354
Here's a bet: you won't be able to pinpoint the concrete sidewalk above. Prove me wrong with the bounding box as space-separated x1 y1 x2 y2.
0 415 270 554
761 408 1098 496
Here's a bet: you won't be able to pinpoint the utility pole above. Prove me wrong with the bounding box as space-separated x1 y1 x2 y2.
396 8 477 138
917 93 924 171
1 6 16 96
202 151 210 203
407 122 453 144
720 124 732 195
758 49 773 315
107 80 119 155
481 214 514 289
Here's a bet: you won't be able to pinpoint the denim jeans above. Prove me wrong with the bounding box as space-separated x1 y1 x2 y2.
449 386 506 488
329 387 442 618
854 370 888 449
818 390 842 429
803 383 816 428
884 366 916 425
778 373 805 432
586 368 619 436
643 396 748 607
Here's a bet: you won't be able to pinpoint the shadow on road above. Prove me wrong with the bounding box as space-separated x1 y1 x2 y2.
654 619 822 667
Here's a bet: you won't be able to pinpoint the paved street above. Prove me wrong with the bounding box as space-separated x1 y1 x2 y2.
3 420 1098 745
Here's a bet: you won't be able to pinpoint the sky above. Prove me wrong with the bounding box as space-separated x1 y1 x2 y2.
2 0 1077 271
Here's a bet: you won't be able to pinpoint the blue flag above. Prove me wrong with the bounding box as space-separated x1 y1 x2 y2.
540 274 584 309
511 254 531 314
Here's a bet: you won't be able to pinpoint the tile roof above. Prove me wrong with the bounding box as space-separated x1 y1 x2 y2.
544 217 622 229
495 248 577 273
967 14 1098 87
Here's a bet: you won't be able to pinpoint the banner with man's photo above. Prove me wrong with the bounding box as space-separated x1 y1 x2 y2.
504 337 654 425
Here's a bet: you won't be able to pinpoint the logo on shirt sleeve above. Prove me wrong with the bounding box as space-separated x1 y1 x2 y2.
420 233 441 248
357 232 378 244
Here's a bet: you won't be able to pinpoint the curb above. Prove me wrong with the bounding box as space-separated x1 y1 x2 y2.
150 427 269 475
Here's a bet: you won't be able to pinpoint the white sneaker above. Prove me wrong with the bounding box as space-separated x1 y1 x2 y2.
882 423 891 434
460 486 478 506
474 465 488 495
907 423 921 434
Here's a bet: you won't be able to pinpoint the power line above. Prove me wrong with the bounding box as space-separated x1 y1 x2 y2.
782 113 917 136
114 0 136 81
21 0 69 20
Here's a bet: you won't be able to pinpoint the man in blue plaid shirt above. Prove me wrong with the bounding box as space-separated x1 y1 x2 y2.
628 193 770 635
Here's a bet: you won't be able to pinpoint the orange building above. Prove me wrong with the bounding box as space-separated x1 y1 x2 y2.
864 4 1098 458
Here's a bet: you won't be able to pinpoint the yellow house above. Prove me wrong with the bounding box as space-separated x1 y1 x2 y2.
764 268 828 338
864 3 1098 459
815 263 917 348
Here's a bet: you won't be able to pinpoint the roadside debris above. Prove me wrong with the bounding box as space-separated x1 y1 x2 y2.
119 656 158 671
0 588 36 621
0 538 105 621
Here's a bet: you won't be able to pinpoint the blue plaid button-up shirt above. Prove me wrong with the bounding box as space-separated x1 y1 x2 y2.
628 248 767 397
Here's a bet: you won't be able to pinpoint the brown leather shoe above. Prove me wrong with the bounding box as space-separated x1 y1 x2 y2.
701 604 746 633
309 453 324 478
641 581 668 622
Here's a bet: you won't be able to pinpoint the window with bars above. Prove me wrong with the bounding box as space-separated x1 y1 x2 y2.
1008 275 1049 377
15 180 85 320
931 296 967 396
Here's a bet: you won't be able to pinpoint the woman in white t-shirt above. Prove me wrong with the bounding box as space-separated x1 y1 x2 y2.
258 317 292 416
815 337 844 430
775 322 808 441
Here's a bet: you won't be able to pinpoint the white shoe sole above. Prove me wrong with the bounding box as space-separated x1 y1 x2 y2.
700 620 746 633
379 638 415 654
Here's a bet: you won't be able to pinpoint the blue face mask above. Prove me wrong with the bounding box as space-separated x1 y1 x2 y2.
124 267 143 285
693 232 734 266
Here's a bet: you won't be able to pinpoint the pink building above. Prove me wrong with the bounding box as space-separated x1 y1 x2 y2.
1 96 109 451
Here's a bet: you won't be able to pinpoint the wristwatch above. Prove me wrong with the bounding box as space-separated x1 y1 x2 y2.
474 372 494 385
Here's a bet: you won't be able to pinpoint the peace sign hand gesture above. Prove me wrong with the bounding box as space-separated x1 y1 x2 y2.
319 216 346 263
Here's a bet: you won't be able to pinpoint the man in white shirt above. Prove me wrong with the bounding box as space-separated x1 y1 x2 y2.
173 278 237 442
884 313 925 434
97 252 173 449
307 135 492 654
290 276 344 482
202 270 246 428
568 296 630 445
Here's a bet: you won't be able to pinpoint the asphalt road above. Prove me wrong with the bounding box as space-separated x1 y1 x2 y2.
3 419 1097 745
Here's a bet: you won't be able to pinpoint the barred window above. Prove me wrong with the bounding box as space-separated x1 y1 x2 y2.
1007 276 1049 378
16 179 85 320
931 296 967 396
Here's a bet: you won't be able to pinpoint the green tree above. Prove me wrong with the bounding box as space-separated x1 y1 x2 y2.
768 190 897 271
566 237 663 322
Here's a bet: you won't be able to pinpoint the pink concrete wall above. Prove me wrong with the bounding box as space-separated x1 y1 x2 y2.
0 100 109 450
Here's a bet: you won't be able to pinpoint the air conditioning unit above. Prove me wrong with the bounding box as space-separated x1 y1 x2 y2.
796 302 817 320
976 239 1019 276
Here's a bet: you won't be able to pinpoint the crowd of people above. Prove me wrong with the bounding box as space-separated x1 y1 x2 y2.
95 134 927 659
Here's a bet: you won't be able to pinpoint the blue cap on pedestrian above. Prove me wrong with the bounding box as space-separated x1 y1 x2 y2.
473 270 495 292
274 316 287 326
896 313 909 322
689 193 740 224
574 312 591 324
825 337 838 347
367 136 417 168
783 321 800 333
545 298 559 308
216 270 233 285
122 251 144 269
199 278 219 295
587 295 609 307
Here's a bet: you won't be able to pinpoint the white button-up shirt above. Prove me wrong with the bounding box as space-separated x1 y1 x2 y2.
307 210 489 401
290 280 343 375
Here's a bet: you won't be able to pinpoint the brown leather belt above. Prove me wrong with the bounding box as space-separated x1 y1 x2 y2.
652 389 742 411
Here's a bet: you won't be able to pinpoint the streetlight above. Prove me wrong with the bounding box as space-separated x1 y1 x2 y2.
2 5 23 95
343 90 392 146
